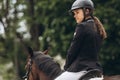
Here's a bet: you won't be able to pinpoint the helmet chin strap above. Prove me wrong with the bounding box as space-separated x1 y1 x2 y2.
82 8 86 22
82 8 93 22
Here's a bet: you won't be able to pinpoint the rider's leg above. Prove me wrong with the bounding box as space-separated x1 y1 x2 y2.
54 71 87 80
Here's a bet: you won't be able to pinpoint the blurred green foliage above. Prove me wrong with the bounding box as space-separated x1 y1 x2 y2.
0 0 120 79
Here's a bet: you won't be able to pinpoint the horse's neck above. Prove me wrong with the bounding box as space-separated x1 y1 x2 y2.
35 57 63 79
38 70 52 80
49 68 63 79
33 53 63 79
38 63 63 80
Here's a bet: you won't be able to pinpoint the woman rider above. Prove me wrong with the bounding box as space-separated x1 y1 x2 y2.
55 0 107 80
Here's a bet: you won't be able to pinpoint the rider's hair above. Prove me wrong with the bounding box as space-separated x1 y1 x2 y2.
93 16 107 39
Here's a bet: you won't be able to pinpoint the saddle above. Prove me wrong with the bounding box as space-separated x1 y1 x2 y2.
79 69 103 80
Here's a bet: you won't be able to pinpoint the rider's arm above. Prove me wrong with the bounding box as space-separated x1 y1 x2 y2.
64 23 85 70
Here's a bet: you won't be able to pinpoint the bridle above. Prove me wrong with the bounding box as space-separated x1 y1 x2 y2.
16 33 40 80
22 58 33 80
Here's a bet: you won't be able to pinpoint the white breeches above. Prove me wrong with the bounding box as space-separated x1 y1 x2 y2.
54 71 103 80
54 71 87 80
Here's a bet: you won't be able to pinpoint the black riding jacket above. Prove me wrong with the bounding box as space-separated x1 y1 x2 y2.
64 18 103 72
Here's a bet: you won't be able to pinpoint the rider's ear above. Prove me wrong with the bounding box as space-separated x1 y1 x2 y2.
85 9 90 15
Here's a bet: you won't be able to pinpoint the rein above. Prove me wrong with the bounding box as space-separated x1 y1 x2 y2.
16 32 34 80
22 58 33 80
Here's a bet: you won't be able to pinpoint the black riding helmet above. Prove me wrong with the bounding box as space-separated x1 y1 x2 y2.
69 0 94 21
70 0 94 11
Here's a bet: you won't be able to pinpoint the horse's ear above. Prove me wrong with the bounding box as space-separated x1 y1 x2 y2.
43 49 49 55
27 46 34 57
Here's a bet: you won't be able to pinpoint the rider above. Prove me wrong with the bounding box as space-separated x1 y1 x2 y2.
55 0 107 80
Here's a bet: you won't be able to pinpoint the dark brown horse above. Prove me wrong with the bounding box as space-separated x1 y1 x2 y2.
23 47 63 80
23 47 120 80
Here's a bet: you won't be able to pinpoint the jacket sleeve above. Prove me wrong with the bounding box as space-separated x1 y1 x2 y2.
64 24 85 70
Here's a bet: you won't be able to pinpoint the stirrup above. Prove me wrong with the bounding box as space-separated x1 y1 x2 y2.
79 69 102 80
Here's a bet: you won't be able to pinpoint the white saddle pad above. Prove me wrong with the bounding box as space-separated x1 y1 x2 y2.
89 76 103 80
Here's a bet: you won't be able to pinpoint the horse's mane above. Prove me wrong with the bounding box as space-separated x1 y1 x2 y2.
32 51 62 79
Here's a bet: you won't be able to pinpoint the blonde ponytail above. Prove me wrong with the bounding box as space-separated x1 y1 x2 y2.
93 16 107 39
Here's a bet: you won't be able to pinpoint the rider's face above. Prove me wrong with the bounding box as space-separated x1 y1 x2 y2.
73 9 84 23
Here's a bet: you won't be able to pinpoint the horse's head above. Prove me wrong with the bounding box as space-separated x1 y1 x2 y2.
23 47 51 80
23 47 62 80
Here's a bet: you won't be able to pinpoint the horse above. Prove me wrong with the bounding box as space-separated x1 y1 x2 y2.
103 75 120 80
23 47 120 80
23 47 63 80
